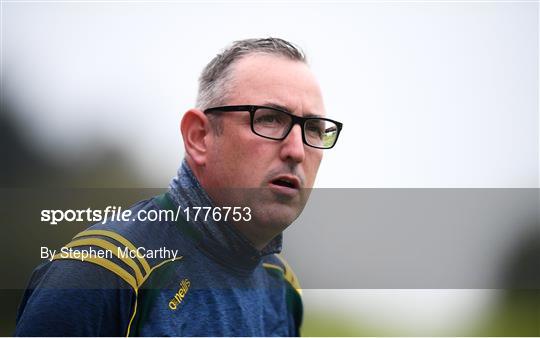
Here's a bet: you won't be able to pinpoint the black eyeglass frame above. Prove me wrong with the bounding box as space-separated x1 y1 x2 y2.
203 105 343 149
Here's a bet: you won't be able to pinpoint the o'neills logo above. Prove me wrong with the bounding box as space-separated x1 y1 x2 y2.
169 279 190 310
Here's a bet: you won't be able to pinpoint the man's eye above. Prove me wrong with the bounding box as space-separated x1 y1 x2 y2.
307 125 322 132
306 125 324 137
256 115 277 123
254 113 284 125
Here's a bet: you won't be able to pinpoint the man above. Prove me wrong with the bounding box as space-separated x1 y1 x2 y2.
15 38 343 336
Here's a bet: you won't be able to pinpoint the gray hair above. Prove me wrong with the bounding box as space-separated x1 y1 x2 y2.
196 37 307 114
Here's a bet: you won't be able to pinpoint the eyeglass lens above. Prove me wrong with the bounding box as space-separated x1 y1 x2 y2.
252 108 338 148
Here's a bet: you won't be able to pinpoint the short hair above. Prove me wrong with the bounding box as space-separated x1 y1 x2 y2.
196 38 307 134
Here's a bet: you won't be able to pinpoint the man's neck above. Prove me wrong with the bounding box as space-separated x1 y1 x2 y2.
167 159 283 269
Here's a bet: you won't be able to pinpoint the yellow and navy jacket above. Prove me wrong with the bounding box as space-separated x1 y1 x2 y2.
15 162 303 336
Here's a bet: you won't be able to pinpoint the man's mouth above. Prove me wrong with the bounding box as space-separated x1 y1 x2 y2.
268 175 301 196
272 179 296 189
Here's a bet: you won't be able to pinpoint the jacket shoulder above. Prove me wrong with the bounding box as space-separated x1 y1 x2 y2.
262 254 301 294
54 195 184 291
262 253 303 334
15 257 135 336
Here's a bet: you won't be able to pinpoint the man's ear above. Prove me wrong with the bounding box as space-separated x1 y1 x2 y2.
180 108 210 166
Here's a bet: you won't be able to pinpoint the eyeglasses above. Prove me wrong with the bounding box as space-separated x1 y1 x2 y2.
203 105 343 149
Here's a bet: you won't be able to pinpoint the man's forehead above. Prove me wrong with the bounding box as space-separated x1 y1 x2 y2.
226 54 326 117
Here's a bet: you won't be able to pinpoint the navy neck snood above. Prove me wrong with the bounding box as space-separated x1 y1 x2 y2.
167 160 282 272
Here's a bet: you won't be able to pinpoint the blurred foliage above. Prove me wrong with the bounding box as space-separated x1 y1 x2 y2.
1 102 150 335
473 226 540 336
474 290 539 336
301 293 539 337
301 226 539 337
302 310 368 336
1 101 143 188
302 309 393 336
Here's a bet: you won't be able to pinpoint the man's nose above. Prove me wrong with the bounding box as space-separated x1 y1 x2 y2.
279 124 305 163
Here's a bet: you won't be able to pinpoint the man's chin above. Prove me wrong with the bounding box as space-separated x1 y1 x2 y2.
219 187 307 229
253 201 303 230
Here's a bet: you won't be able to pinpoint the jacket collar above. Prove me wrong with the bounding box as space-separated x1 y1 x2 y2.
167 160 282 272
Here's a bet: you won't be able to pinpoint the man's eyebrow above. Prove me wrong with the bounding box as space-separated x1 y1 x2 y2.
262 102 323 118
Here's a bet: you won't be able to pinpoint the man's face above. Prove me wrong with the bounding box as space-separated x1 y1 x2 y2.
201 54 325 244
